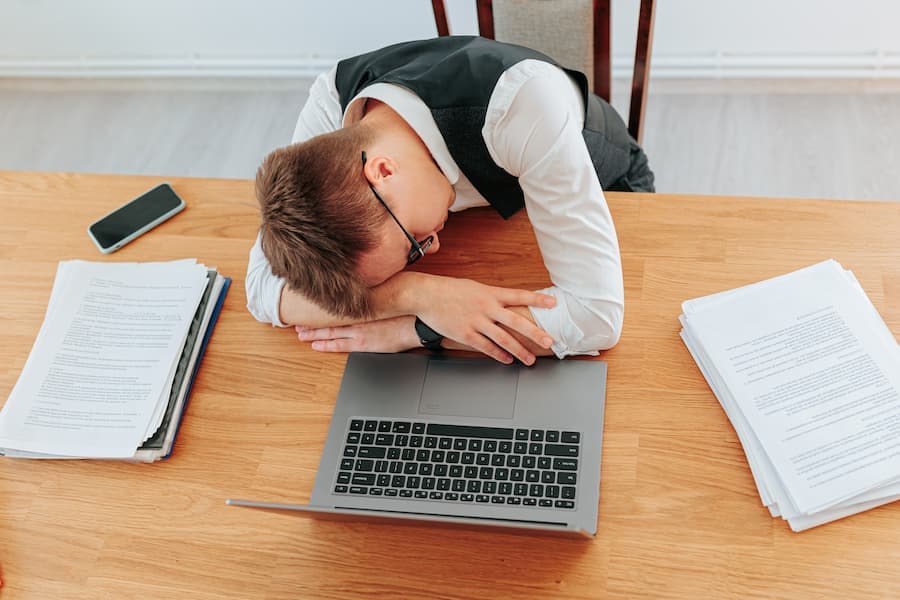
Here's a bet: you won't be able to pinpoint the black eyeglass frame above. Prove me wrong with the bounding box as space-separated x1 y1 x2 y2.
362 151 434 265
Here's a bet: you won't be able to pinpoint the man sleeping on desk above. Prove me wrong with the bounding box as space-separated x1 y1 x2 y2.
245 36 654 363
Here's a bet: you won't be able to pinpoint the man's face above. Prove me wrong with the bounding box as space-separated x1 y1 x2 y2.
356 161 455 286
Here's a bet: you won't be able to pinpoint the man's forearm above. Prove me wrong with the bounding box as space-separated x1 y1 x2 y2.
278 271 425 327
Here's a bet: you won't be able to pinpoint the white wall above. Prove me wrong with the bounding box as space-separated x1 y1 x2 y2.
0 0 898 78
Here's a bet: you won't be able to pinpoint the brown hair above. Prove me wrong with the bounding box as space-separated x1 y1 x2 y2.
256 124 386 318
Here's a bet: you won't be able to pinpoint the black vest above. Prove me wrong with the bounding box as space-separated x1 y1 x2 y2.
335 36 635 219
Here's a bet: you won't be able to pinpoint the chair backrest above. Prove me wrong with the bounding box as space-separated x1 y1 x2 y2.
431 0 655 144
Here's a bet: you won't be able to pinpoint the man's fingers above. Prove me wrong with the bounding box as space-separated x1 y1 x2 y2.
493 310 554 349
464 332 514 364
483 323 535 365
311 339 352 352
499 289 556 309
298 326 349 341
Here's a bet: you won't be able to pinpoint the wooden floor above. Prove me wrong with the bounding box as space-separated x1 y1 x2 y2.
1 77 900 202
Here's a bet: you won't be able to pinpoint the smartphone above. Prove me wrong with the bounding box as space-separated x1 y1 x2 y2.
87 183 186 253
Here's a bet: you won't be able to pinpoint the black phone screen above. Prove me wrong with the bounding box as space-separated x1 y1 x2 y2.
89 183 184 249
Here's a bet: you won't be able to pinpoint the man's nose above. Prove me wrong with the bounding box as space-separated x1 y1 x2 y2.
426 233 440 254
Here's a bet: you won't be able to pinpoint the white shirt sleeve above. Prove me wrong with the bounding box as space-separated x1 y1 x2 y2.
483 60 625 357
246 65 342 326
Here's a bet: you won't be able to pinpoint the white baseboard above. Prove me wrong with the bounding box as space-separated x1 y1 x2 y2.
1 51 899 80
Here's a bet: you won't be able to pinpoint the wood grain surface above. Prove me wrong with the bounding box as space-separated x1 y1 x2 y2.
1 171 899 599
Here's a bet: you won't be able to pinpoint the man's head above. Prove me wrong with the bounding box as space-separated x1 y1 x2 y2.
256 109 454 318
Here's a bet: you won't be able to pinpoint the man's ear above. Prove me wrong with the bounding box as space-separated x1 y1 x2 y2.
363 154 398 186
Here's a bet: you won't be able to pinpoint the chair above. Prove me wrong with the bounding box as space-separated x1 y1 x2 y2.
431 0 656 144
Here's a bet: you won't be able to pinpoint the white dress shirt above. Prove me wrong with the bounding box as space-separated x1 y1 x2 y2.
246 59 624 357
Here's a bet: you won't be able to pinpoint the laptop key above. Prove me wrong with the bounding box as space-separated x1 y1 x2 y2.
452 480 466 492
351 473 376 486
430 492 444 500
553 458 579 471
346 432 361 444
357 447 385 459
427 424 514 439
544 444 579 457
354 459 374 472
392 421 411 433
364 420 378 432
349 486 368 495
460 494 475 502
523 498 537 506
399 490 413 498
558 472 577 485
334 485 348 494
445 493 459 501
515 429 529 440
343 446 358 457
378 421 392 432
369 488 383 496
476 495 490 503
412 423 426 434
491 496 505 504
507 497 522 505
336 472 351 484
561 432 580 444
538 457 551 470
340 458 355 470
555 500 575 509
562 486 576 499
361 434 375 445
384 489 399 497
374 434 394 446
439 438 452 449
349 420 364 431
541 471 555 484
377 474 390 486
415 490 428 499
539 499 553 507
546 430 560 442
530 430 544 442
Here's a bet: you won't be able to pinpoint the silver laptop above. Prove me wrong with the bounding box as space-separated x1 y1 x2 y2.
228 352 607 537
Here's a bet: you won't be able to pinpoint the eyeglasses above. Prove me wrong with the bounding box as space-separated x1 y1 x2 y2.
362 151 434 265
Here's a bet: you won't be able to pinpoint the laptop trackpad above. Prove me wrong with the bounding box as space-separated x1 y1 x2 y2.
418 358 519 419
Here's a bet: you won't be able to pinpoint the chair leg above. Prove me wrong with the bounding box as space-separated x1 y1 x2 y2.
593 0 612 103
432 0 450 36
628 0 656 144
476 0 495 39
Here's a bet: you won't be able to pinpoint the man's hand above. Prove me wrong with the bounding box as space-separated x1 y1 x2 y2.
412 275 556 365
296 315 420 354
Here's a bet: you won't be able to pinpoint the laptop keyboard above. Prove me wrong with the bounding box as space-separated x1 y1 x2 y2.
333 419 582 510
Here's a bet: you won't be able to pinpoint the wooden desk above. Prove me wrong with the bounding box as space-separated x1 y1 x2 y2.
1 171 899 599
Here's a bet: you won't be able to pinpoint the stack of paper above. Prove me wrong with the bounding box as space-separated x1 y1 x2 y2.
0 259 230 462
680 260 900 531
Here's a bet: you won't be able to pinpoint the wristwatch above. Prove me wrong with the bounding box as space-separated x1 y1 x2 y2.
414 317 444 351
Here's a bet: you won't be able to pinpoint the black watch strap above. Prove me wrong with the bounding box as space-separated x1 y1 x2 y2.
414 317 444 351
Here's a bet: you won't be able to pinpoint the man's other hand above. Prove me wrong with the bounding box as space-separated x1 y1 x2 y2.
414 276 555 365
296 316 420 354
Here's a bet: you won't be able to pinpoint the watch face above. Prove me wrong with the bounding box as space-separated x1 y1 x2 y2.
415 318 443 350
